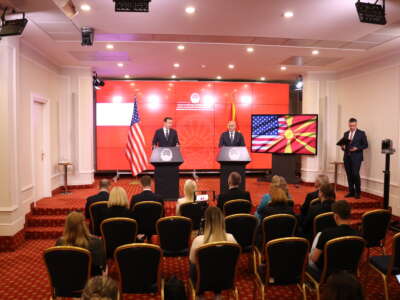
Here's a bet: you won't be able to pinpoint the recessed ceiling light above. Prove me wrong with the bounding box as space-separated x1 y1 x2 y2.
106 44 114 50
283 11 294 18
260 77 266 81
171 75 177 79
216 76 222 80
124 75 130 79
80 4 91 11
246 47 254 53
312 49 320 55
173 63 180 68
280 66 287 71
117 63 124 67
185 6 196 14
228 64 235 69
177 44 185 51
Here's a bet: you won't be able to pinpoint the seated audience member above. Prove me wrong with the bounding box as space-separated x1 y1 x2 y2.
278 176 293 202
81 276 119 300
56 211 106 275
259 188 295 219
85 179 110 219
303 183 336 237
321 270 364 300
217 172 251 211
104 186 134 219
309 200 358 271
255 175 281 220
130 175 163 209
176 179 197 215
189 206 237 294
301 174 330 218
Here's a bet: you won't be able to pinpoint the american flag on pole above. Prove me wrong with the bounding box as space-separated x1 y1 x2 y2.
251 114 317 154
125 98 148 176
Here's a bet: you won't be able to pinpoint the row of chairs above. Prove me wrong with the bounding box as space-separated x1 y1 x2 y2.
43 230 400 300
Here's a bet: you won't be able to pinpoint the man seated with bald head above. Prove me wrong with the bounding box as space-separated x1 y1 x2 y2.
218 120 245 147
85 179 111 219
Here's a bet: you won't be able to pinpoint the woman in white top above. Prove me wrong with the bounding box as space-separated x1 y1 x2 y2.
189 206 237 299
176 179 197 215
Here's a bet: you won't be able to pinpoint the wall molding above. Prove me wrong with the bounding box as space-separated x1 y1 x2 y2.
0 205 18 212
20 184 34 192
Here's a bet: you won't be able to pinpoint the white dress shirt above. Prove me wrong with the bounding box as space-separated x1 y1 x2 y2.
229 131 235 142
348 129 357 141
164 127 170 139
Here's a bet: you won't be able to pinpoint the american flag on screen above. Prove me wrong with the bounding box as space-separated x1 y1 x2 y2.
125 98 148 176
251 115 317 154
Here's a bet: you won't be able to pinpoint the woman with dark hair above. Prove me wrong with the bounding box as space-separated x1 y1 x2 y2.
56 211 106 275
322 271 364 300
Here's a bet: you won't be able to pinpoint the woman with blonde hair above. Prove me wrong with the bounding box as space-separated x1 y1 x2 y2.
176 179 197 215
254 175 281 221
260 187 294 219
56 211 106 275
189 207 237 299
104 186 134 219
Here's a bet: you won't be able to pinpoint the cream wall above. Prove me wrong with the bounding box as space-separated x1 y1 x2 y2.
302 55 400 216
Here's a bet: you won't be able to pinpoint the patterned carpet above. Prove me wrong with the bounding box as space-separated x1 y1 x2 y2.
1 176 398 300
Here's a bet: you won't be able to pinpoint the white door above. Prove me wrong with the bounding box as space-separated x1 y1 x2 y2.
33 102 45 201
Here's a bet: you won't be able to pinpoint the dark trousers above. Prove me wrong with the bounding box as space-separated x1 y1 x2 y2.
343 154 362 195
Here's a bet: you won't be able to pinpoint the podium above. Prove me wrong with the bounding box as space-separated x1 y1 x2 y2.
150 147 183 200
217 147 251 193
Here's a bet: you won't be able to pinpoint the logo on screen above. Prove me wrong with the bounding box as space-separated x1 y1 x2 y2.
160 148 173 162
190 93 201 103
228 148 240 160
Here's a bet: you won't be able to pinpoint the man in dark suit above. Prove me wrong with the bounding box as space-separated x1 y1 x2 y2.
130 175 164 210
218 120 245 147
217 172 251 210
340 118 368 199
84 179 110 219
152 117 180 147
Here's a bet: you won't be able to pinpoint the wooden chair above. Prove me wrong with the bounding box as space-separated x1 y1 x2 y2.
189 242 241 300
313 212 336 238
310 198 321 207
261 214 297 247
132 201 163 242
362 209 391 257
115 243 164 299
43 246 91 299
179 202 205 231
89 201 108 236
254 237 309 300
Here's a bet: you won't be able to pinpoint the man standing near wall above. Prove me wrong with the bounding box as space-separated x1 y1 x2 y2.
340 118 368 199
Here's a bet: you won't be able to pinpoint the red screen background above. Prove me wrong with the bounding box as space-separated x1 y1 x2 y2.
96 80 289 171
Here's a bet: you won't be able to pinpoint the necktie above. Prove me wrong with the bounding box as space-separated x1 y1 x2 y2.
230 132 234 142
166 129 169 140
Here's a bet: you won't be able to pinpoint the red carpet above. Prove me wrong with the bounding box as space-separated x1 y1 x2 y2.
1 176 397 300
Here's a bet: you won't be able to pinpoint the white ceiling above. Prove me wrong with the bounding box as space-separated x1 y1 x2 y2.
3 0 400 80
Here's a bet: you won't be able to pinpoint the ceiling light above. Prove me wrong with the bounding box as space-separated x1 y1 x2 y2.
173 63 180 68
244 84 249 88
171 75 177 79
216 76 222 80
124 74 130 78
260 77 266 81
201 64 206 68
185 6 196 14
312 49 319 55
106 44 114 50
177 44 185 50
168 83 174 87
246 47 254 53
283 11 294 18
80 4 91 11
228 64 235 69
117 63 124 67
280 66 287 71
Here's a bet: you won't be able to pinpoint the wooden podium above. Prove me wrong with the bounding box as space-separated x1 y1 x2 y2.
58 162 72 194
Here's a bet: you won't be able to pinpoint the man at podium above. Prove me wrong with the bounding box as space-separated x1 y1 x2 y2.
152 117 180 147
219 121 245 147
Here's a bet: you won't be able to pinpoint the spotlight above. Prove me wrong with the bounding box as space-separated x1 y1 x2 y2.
93 72 105 90
0 8 28 37
295 75 303 91
81 27 94 46
356 0 386 25
113 0 152 12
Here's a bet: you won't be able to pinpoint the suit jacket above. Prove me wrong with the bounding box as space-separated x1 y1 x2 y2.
217 187 251 210
300 190 319 218
130 190 164 210
85 191 109 219
218 131 245 147
152 128 179 147
342 129 368 161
